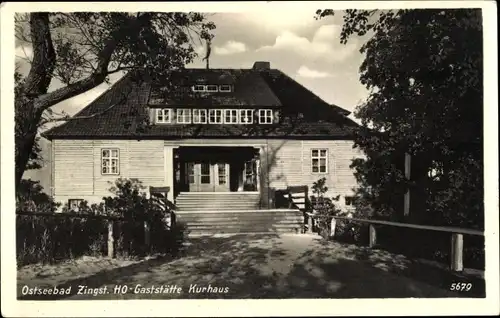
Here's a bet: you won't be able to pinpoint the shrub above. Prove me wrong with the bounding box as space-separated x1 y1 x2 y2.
16 212 108 266
16 178 186 265
310 177 342 239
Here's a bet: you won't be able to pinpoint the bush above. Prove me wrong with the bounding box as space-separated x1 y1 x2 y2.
16 178 187 266
16 213 107 266
103 178 185 257
310 177 343 239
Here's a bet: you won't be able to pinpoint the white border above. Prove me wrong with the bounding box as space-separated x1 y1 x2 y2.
1 1 498 317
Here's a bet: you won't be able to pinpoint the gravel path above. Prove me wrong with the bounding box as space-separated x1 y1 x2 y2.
18 233 478 299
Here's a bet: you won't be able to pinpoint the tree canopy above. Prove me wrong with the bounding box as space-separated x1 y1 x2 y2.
317 9 483 228
15 12 215 187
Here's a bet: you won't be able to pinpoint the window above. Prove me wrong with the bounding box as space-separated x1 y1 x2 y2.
259 109 273 124
218 163 227 185
311 149 328 173
206 85 218 92
192 85 206 92
176 109 191 124
345 196 357 206
209 109 223 124
219 85 231 92
156 108 172 123
102 149 119 175
240 109 254 124
68 199 84 212
224 109 239 124
193 109 207 124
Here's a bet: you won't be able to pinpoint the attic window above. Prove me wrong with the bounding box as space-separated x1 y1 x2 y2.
219 85 231 92
258 109 273 124
177 109 192 124
240 109 254 124
156 109 172 124
193 109 207 124
206 85 218 92
192 85 206 92
209 109 223 124
224 109 239 124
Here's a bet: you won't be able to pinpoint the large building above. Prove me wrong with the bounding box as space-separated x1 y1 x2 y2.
43 61 363 222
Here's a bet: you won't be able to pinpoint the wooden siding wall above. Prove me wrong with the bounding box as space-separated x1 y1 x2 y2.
53 139 164 206
52 138 363 210
262 139 364 210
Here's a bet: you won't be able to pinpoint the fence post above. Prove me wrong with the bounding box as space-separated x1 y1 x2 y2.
307 214 313 234
369 224 377 248
107 219 114 258
144 220 150 249
451 233 464 272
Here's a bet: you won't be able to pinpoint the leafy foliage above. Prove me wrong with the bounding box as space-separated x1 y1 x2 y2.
310 177 342 238
16 179 60 213
14 12 216 186
16 178 187 265
317 9 483 229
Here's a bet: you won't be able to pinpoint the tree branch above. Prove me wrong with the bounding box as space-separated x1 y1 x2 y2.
33 13 153 115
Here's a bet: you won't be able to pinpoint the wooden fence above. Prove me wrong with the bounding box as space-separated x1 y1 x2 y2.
331 216 484 272
16 211 152 258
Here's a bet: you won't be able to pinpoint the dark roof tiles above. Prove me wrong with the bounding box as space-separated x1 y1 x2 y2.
43 67 357 140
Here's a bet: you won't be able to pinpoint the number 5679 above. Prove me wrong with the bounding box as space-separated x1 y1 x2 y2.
450 283 472 291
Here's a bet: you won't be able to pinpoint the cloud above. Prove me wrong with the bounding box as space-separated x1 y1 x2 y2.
257 24 358 63
214 41 247 55
296 65 333 78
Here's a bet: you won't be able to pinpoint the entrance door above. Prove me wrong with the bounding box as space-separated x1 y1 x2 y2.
214 162 230 192
187 162 230 192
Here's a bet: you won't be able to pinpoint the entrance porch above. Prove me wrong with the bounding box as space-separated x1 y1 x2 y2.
173 146 260 196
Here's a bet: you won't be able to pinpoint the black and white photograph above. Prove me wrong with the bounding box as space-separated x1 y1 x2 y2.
1 1 498 317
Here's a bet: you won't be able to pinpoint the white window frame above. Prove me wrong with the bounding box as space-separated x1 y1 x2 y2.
156 108 172 124
240 109 254 124
68 199 84 212
206 85 218 92
224 109 239 124
208 109 223 124
176 109 192 124
219 85 232 92
192 85 206 92
311 149 328 174
193 109 208 124
101 148 120 175
258 109 273 124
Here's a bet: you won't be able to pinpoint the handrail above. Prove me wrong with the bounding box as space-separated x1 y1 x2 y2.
332 216 484 237
331 215 483 272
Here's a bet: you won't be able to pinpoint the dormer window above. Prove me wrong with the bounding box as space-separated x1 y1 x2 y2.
177 109 191 124
192 85 206 92
206 85 218 92
240 109 254 124
209 109 223 124
193 109 207 124
156 109 172 124
224 109 239 124
219 85 232 93
259 109 273 124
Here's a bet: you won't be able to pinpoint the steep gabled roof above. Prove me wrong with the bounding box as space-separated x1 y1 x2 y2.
42 66 358 140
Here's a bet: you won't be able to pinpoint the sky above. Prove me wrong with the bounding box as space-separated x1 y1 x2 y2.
15 11 371 124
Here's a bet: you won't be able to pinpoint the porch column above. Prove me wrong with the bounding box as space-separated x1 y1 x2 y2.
164 146 177 202
258 145 270 208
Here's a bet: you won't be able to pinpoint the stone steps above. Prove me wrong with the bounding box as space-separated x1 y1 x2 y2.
176 209 304 235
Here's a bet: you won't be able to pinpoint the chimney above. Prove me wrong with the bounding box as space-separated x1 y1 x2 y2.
252 61 270 70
